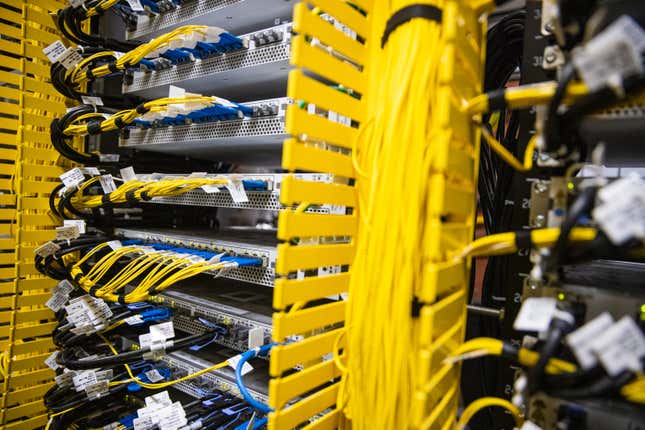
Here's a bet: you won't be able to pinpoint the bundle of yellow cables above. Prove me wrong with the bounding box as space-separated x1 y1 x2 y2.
340 1 447 427
65 25 211 89
62 96 224 138
69 176 229 210
70 242 233 302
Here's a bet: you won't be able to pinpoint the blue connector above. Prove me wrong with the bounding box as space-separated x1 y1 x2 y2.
138 58 156 71
139 307 172 324
241 179 268 191
161 49 194 64
217 33 246 52
234 417 268 430
119 414 138 428
141 0 159 13
127 367 171 391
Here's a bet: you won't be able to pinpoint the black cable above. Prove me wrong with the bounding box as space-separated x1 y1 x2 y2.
527 315 574 394
542 62 576 156
57 330 217 370
549 185 598 271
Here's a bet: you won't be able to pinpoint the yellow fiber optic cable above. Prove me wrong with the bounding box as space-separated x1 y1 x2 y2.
456 397 523 430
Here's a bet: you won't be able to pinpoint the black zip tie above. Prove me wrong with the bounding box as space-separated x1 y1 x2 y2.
87 119 104 135
114 117 125 128
381 4 442 48
135 103 149 114
140 191 152 201
107 61 119 73
86 69 95 80
515 229 533 250
125 189 140 206
488 88 507 111
411 296 427 318
118 294 127 304
101 194 113 207
89 285 100 297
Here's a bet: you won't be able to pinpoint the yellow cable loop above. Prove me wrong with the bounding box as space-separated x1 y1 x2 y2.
45 406 80 430
456 397 523 430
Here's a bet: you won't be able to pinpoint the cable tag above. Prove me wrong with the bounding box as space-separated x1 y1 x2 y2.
64 219 86 234
80 167 101 176
593 174 645 245
589 316 645 376
248 327 265 350
108 240 123 250
126 0 144 12
573 16 645 92
81 96 104 106
57 46 83 71
133 416 155 430
157 402 187 430
43 40 67 63
60 167 85 188
34 241 61 258
150 321 175 340
201 184 222 193
565 312 614 369
120 166 138 182
99 174 117 194
85 380 109 400
99 153 120 162
56 225 80 241
513 297 556 332
125 314 144 325
46 279 75 312
226 179 249 203
73 370 98 392
228 354 254 375
144 368 164 383
55 370 75 388
44 351 61 370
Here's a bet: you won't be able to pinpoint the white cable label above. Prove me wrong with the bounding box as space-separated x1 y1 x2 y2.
566 312 614 369
120 166 137 182
145 368 164 383
590 316 645 376
107 240 122 250
99 174 117 194
85 380 109 400
64 219 86 234
126 0 144 12
43 40 67 63
56 225 80 241
201 184 222 193
226 179 249 203
60 167 85 188
248 327 265 350
99 153 120 162
81 167 101 176
34 241 61 258
573 16 645 91
593 174 645 244
55 371 75 388
157 402 187 430
228 354 254 375
46 291 69 312
125 315 144 325
57 46 83 71
150 321 175 340
73 370 98 392
44 351 61 370
81 96 104 106
513 297 557 332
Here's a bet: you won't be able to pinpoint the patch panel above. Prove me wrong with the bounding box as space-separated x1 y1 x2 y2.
115 173 345 213
114 227 278 287
126 0 294 42
123 22 292 100
119 97 289 162
164 349 269 403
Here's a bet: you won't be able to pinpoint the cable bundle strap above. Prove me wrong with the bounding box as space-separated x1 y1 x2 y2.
381 4 443 47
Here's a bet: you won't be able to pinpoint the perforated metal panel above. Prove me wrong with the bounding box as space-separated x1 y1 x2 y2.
126 0 295 41
164 350 269 402
119 98 290 161
123 24 292 100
